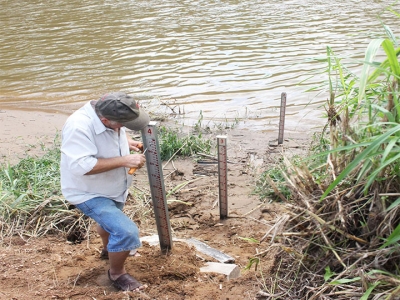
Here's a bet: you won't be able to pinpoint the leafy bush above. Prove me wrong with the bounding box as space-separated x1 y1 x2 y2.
253 15 400 299
158 126 213 161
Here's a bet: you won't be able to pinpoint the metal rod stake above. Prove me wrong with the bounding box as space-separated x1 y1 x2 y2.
217 135 228 219
278 92 287 145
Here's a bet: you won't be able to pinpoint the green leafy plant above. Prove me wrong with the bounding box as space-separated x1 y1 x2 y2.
0 138 87 240
0 123 214 240
238 237 259 243
158 126 213 161
254 15 400 299
255 165 291 201
244 257 260 271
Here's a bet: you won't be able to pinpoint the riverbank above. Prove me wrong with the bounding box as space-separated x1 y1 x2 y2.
0 107 316 165
0 108 316 299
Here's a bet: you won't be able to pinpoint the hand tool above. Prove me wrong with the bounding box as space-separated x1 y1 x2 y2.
128 143 146 175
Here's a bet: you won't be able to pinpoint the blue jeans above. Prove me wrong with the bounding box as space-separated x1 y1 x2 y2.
76 197 141 252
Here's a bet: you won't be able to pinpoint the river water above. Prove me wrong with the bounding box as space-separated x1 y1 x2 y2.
1 0 399 132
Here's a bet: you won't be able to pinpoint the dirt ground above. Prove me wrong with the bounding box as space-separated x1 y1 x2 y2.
0 109 314 300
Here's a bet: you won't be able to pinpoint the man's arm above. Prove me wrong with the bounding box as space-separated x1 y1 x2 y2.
85 154 146 175
85 156 124 175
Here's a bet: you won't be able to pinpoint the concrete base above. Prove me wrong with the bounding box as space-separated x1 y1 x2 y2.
200 262 240 280
140 235 235 263
140 235 240 280
186 238 235 263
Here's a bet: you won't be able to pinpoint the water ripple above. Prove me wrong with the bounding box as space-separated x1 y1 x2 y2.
0 0 399 130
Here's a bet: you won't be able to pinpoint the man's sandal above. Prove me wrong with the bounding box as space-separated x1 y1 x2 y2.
100 249 109 260
108 270 145 291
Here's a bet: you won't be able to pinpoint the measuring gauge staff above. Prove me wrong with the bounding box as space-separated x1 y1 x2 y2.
141 121 173 252
217 135 228 219
278 92 287 145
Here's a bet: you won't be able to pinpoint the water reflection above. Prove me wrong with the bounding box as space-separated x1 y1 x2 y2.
0 0 399 131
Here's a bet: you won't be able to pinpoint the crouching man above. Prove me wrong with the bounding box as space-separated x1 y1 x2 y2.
60 92 150 291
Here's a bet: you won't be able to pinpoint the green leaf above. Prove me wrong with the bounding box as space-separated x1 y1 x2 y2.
324 266 335 281
387 197 400 211
372 104 396 123
166 199 193 206
387 8 400 19
383 24 398 47
358 39 385 105
321 124 400 200
365 152 400 191
330 277 361 285
365 47 400 84
381 137 400 164
366 269 396 277
380 222 400 248
244 257 260 271
238 237 260 243
381 39 400 78
360 282 381 300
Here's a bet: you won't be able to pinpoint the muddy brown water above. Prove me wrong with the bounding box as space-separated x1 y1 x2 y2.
1 0 399 132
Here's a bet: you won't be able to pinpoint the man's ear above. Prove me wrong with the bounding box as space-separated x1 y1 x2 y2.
100 117 109 126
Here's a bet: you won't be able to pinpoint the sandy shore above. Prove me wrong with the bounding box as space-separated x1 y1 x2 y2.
0 109 69 164
0 106 317 166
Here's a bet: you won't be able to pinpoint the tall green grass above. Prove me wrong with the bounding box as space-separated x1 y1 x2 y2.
0 137 86 240
254 14 400 299
158 125 213 160
0 125 213 240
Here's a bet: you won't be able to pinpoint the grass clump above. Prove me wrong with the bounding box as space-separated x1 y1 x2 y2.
0 124 214 242
0 138 88 242
254 159 294 202
253 14 400 300
158 125 213 161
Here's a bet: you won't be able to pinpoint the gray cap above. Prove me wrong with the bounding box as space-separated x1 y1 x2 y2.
95 92 150 131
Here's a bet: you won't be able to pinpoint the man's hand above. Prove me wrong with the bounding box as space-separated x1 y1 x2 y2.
130 141 144 152
126 153 146 170
85 134 146 176
126 134 144 152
